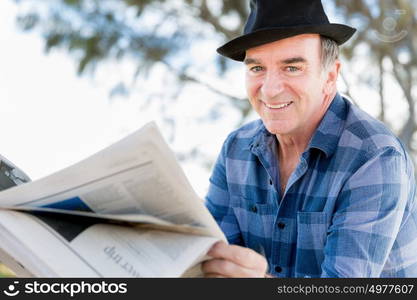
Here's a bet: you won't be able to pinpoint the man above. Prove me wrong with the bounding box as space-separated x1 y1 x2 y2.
203 0 417 278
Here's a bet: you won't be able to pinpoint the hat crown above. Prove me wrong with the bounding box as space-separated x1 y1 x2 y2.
244 0 330 34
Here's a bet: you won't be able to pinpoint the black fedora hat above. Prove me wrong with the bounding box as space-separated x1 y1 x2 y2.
217 0 356 61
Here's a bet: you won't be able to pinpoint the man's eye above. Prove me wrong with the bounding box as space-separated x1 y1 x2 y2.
286 66 300 72
250 66 263 72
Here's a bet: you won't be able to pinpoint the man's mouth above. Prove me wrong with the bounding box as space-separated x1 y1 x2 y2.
264 101 293 109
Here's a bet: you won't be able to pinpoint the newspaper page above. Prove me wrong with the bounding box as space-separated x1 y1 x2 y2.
0 210 219 277
0 122 225 240
0 122 225 277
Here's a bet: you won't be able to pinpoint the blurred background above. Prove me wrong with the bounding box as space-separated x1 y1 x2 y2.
0 0 416 276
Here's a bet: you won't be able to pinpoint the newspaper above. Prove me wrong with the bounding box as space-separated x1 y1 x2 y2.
0 122 225 277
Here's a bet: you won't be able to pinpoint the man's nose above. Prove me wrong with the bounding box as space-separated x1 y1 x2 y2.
260 72 284 99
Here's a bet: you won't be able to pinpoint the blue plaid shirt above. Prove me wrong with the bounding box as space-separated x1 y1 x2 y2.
205 93 417 278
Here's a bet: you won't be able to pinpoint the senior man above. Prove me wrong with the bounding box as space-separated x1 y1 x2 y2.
203 0 417 278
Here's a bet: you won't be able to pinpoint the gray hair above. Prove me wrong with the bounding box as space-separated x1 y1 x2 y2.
320 36 339 70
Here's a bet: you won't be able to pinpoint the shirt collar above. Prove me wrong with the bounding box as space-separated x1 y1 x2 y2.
247 121 272 152
307 93 347 158
247 93 347 158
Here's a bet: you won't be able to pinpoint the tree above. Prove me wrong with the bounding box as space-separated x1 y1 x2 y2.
13 0 417 165
332 0 417 161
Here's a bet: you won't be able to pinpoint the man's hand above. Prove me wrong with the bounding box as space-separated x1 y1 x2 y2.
201 241 269 278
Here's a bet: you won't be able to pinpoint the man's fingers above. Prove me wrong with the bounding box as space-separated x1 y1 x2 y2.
202 242 269 277
207 241 267 271
202 258 261 278
204 273 226 278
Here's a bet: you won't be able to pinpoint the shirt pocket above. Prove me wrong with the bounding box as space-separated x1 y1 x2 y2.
295 211 330 278
230 195 275 250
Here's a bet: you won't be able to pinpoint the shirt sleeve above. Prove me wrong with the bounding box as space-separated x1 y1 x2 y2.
321 146 415 277
205 136 244 246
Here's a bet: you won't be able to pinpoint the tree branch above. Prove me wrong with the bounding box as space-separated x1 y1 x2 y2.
378 54 386 123
161 60 246 103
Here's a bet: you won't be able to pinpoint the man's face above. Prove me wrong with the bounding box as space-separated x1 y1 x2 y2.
244 34 337 136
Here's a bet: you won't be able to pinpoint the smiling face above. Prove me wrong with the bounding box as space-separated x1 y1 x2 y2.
244 34 339 137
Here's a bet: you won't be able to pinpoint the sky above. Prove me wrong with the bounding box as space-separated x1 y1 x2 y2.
0 2 133 172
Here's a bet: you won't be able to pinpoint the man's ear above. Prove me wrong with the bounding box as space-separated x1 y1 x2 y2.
323 60 341 94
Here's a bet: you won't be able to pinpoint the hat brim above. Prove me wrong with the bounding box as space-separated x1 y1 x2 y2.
217 24 356 61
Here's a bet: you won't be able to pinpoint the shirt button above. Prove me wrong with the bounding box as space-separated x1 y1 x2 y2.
275 266 282 273
277 222 285 229
251 205 257 213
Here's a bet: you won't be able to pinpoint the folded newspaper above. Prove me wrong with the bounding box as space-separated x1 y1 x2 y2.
0 122 226 277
